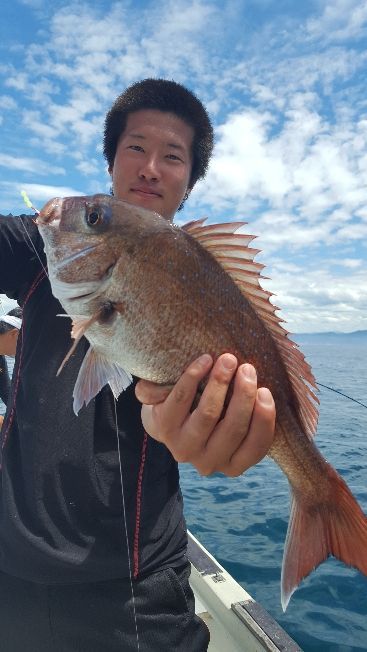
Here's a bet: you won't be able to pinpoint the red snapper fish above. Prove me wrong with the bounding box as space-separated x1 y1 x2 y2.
37 193 367 610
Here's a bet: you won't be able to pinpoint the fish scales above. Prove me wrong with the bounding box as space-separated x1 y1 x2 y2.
37 194 367 611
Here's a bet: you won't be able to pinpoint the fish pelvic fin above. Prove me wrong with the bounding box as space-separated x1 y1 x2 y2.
73 347 133 415
281 467 367 611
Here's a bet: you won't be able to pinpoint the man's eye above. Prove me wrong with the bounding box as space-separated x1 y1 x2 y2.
167 153 183 161
128 145 144 152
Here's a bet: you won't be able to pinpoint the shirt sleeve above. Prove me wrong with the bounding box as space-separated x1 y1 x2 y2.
0 214 46 303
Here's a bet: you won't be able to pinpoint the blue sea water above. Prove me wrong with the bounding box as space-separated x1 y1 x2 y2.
180 336 367 652
1 339 366 650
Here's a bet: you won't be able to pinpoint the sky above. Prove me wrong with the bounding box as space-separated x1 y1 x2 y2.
0 0 366 332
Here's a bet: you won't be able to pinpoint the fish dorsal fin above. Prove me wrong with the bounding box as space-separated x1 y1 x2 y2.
182 219 319 439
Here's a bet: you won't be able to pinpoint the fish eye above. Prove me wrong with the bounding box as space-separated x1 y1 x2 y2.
86 209 103 227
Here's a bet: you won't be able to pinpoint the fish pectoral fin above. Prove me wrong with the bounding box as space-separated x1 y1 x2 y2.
281 468 367 611
56 313 101 377
72 347 132 415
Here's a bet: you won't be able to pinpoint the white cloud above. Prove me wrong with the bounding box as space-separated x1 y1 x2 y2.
1 0 366 333
0 182 84 214
0 154 64 176
190 92 367 253
332 258 363 268
12 182 84 201
76 159 100 176
262 266 367 333
306 0 367 41
0 95 17 110
0 1 223 175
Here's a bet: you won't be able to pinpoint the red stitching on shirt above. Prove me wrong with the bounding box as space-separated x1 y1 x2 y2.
0 269 46 460
133 431 148 578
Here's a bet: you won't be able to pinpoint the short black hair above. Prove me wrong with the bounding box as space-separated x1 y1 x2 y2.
0 307 22 335
103 78 214 192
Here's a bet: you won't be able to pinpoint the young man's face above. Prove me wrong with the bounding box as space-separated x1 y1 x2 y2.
0 329 18 357
110 109 194 221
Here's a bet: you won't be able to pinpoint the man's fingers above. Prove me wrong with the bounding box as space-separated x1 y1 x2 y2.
157 354 213 431
139 354 214 444
188 354 239 444
137 355 275 476
197 363 258 471
223 387 276 476
172 353 239 463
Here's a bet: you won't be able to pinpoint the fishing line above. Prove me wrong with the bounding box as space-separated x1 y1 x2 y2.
113 397 140 651
19 216 49 278
17 191 49 277
17 193 140 649
317 382 367 410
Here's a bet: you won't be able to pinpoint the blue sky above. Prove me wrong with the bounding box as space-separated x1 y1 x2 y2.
1 0 366 332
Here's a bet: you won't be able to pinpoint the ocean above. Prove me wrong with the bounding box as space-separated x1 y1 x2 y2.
181 335 367 652
1 337 367 651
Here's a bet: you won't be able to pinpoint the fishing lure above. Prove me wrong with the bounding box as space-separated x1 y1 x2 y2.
21 190 40 215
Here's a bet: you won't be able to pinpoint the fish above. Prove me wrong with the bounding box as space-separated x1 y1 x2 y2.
37 193 367 610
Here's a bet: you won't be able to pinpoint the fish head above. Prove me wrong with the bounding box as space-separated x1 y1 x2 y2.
37 193 169 316
37 194 118 310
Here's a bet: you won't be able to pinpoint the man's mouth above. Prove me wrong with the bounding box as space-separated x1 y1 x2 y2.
130 187 163 199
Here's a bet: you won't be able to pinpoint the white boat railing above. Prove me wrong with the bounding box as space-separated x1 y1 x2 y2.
188 531 302 652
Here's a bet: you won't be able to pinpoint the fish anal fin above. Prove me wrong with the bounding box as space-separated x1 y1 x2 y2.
282 467 367 611
73 347 132 415
183 218 319 439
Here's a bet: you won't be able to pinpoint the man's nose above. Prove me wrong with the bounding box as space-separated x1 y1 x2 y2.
138 155 161 181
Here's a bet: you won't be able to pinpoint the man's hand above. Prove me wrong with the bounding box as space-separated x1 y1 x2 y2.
135 354 276 477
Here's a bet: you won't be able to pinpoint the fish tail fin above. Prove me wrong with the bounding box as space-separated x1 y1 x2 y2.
281 467 367 611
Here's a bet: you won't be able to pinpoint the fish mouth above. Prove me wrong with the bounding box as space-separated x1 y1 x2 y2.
37 198 63 224
68 290 98 302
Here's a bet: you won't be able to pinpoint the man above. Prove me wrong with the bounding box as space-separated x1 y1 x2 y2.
0 307 22 428
0 79 275 651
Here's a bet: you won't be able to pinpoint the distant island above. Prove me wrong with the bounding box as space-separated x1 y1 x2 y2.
294 330 367 342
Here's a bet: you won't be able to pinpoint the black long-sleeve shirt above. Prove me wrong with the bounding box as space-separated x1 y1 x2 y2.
0 213 187 583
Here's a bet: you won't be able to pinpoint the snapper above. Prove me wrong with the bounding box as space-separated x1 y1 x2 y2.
37 193 367 610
